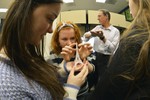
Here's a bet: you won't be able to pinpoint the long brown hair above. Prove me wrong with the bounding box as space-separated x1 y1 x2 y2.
0 0 65 100
51 21 82 55
120 0 150 81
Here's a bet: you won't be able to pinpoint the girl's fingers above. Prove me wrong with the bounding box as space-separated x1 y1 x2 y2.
82 59 86 63
70 66 75 76
69 43 76 47
78 43 92 50
78 43 89 47
60 52 68 55
82 65 89 79
78 62 88 76
69 43 77 51
62 47 73 52
74 63 84 71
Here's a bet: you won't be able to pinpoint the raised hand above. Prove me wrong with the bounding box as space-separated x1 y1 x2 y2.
91 30 105 41
91 30 103 37
61 43 76 61
78 43 93 60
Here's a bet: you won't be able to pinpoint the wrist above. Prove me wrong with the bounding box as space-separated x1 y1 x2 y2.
99 36 105 40
63 61 69 74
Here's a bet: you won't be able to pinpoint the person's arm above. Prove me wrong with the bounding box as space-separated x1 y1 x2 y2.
58 42 94 76
86 60 95 73
77 43 95 73
83 26 100 39
63 84 80 100
101 29 120 54
64 62 89 100
58 60 69 77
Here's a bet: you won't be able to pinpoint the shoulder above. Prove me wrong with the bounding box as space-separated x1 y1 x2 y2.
110 25 120 32
0 57 28 96
0 57 52 99
90 25 102 32
116 30 147 59
95 25 102 29
0 57 36 98
122 30 147 45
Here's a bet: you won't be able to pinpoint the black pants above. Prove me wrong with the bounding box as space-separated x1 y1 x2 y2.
90 52 110 86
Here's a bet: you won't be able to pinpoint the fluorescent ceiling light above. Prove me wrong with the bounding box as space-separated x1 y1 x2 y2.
96 0 106 3
0 8 8 12
63 0 74 3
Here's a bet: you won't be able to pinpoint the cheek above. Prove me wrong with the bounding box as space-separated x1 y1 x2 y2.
37 23 49 33
59 40 65 48
71 39 76 43
31 25 48 45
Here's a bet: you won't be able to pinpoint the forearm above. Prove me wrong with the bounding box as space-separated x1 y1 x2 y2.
58 60 69 77
103 40 119 54
87 61 95 73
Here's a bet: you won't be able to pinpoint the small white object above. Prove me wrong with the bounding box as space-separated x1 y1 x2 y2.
74 43 83 67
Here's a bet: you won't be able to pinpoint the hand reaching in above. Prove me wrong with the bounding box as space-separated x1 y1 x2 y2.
67 61 88 87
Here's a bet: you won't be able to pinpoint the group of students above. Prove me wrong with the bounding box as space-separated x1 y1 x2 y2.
0 0 150 100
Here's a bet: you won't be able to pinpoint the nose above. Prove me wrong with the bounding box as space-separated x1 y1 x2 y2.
66 40 72 45
47 25 53 33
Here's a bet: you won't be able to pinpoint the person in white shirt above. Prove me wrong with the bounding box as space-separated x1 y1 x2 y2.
83 9 120 84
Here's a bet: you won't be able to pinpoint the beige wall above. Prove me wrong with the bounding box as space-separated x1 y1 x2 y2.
88 10 131 28
60 10 86 24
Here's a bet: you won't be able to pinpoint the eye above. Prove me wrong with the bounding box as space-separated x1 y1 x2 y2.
62 38 67 41
49 18 54 23
71 37 75 40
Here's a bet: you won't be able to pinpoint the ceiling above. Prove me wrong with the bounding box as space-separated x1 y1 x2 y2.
0 0 128 19
61 0 128 13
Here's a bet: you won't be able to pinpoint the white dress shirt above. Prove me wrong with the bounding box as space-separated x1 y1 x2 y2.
83 25 120 55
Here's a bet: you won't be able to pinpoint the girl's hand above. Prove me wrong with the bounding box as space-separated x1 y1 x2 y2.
67 62 88 87
61 43 76 61
65 61 83 72
78 43 93 60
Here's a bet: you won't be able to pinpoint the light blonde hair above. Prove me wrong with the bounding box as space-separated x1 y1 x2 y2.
120 0 150 80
